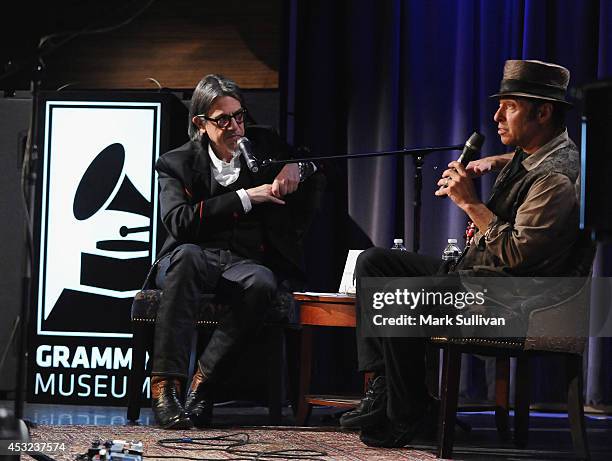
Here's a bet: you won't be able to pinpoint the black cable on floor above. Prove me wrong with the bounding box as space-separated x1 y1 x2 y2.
158 432 250 450
230 448 329 460
153 432 328 460
27 452 57 461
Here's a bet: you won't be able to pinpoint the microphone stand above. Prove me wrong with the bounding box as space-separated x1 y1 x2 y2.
0 51 45 441
261 144 463 253
15 68 40 424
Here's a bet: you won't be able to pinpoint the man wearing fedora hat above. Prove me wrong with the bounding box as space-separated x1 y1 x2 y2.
342 60 581 448
435 59 577 272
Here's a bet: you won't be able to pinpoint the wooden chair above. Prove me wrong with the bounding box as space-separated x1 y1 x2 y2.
434 237 596 460
126 288 295 424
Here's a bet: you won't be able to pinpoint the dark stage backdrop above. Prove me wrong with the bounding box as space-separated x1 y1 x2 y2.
1 0 281 90
291 0 612 406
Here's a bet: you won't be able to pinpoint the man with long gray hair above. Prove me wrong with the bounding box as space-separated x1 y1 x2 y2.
146 74 320 429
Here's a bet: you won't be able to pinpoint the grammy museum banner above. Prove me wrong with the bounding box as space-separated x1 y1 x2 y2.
28 92 185 405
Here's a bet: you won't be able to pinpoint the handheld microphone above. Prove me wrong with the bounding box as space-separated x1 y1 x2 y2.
438 131 485 196
457 131 485 166
237 137 259 173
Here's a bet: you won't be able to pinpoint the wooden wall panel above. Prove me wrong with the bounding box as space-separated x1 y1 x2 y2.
42 0 281 90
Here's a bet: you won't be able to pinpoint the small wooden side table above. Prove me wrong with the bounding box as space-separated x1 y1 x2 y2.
292 293 360 425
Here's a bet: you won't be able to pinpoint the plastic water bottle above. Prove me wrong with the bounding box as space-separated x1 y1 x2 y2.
442 238 462 262
391 238 407 251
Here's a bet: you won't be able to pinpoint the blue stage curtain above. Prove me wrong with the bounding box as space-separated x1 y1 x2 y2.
292 0 612 406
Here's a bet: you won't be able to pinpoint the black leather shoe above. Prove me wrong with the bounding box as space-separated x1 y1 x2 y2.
151 377 193 430
184 367 214 428
359 416 423 448
339 375 387 430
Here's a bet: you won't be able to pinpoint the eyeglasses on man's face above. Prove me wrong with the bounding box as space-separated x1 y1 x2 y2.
198 108 247 129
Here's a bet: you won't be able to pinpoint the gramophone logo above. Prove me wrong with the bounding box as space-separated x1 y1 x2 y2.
37 101 161 337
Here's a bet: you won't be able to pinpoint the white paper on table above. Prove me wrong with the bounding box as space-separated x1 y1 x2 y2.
338 249 364 294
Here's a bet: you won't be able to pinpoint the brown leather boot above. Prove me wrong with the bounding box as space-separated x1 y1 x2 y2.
151 376 193 429
184 366 213 428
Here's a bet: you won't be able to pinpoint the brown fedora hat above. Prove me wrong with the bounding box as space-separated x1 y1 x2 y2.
490 60 572 106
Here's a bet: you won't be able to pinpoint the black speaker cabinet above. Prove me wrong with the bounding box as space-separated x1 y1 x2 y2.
0 93 30 395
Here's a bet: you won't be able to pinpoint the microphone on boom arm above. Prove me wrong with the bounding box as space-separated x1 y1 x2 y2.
237 137 259 173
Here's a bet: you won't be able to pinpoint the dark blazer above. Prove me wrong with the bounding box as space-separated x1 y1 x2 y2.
154 125 324 282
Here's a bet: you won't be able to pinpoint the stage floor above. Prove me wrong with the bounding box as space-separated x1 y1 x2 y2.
1 400 611 460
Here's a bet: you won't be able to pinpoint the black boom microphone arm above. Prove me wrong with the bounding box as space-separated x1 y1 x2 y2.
259 144 463 167
261 131 484 253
